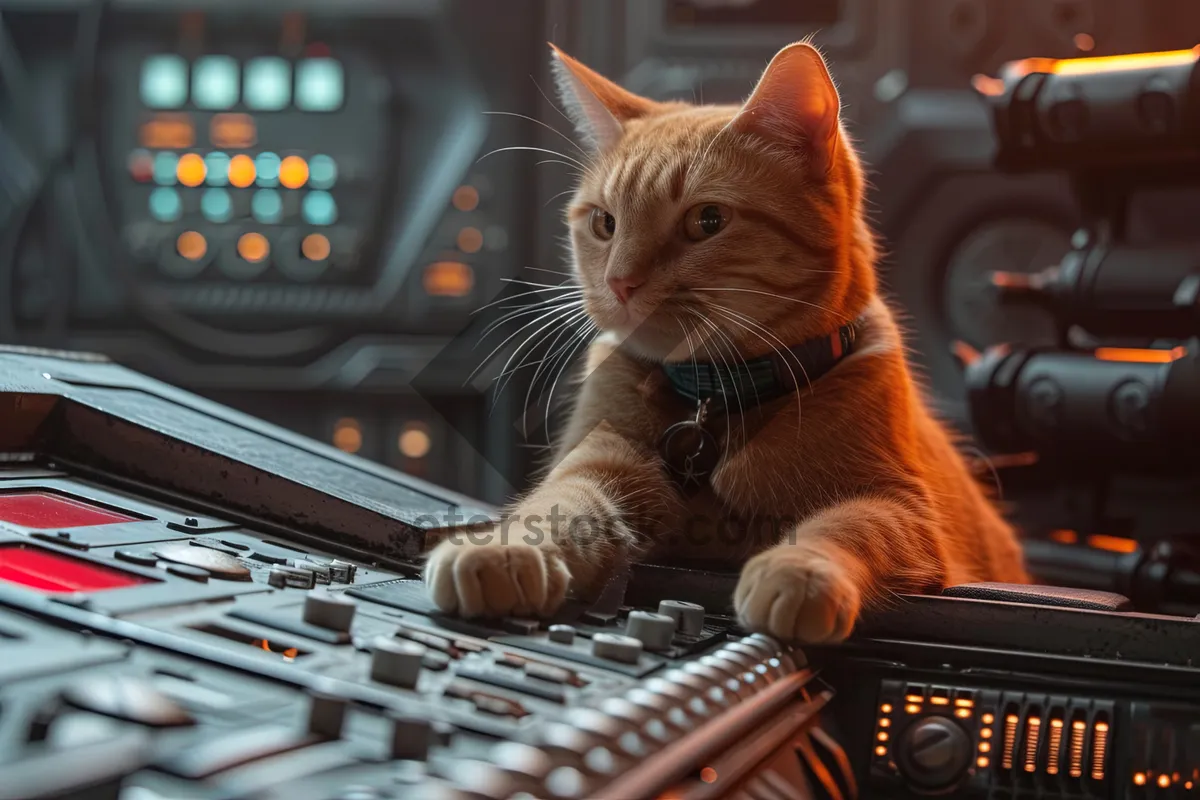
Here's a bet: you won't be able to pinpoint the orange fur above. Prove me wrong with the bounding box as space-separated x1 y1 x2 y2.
424 41 1028 643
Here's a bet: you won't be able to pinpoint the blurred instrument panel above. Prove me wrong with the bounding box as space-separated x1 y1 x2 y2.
1 0 545 503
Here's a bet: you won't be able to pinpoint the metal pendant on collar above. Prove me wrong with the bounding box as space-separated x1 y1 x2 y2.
658 399 721 488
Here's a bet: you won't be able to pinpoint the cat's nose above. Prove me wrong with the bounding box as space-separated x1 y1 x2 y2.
607 275 642 304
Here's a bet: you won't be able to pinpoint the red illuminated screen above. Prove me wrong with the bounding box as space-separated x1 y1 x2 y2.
0 491 138 529
0 545 151 593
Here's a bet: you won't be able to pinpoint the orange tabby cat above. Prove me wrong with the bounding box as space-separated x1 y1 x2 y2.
424 41 1028 643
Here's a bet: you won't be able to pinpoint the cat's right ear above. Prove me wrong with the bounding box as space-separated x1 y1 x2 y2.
549 44 655 151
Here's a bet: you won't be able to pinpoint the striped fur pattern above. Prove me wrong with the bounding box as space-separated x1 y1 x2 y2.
424 42 1027 643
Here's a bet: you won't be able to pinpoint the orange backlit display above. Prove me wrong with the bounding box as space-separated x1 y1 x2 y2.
1094 346 1186 364
237 232 270 263
176 153 207 187
424 261 474 297
280 156 309 189
228 154 257 188
140 113 195 149
210 113 257 149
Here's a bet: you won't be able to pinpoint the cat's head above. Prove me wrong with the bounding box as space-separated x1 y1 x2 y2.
551 42 875 363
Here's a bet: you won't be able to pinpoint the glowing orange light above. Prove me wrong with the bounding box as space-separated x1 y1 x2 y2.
1024 717 1041 773
977 757 989 768
1134 773 1147 786
1159 774 1172 788
1092 721 1109 781
140 113 195 149
280 155 309 189
424 261 475 297
301 233 331 261
175 231 207 261
955 708 972 719
955 698 974 708
283 647 299 660
971 74 1006 97
1074 33 1095 52
980 728 993 739
979 742 991 753
237 232 270 263
457 226 484 254
931 696 950 706
880 703 893 714
1094 346 1186 363
875 746 887 757
210 113 257 149
1050 529 1079 544
905 704 921 715
1047 719 1064 775
228 154 256 188
1087 534 1138 554
700 767 717 784
878 732 889 742
398 424 432 459
1055 47 1198 75
176 153 206 187
1002 714 1019 771
333 417 362 454
1187 780 1194 790
453 185 480 211
982 713 994 725
1069 720 1086 778
879 718 891 728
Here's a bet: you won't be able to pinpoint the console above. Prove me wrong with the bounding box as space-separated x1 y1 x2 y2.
1 346 1198 799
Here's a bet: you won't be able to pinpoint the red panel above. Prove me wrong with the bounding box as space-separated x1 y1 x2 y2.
0 491 138 529
0 545 151 592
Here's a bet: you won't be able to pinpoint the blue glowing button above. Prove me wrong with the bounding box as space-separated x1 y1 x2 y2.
192 55 240 110
201 189 234 223
251 190 283 224
205 152 230 186
255 152 281 187
140 55 189 109
302 191 338 226
153 152 179 186
308 155 337 190
244 57 291 111
295 59 344 112
149 187 182 222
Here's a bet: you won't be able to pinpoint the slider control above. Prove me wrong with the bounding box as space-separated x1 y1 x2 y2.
303 589 356 632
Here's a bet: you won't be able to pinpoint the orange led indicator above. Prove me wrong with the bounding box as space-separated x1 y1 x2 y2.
1074 33 1095 52
977 757 989 769
980 728 993 739
333 418 362 454
955 698 974 708
301 233 331 261
140 113 195 149
699 767 717 784
176 231 207 261
982 713 995 725
424 261 474 297
453 185 480 211
457 226 484 254
1050 529 1079 544
979 742 991 753
1087 534 1138 554
237 232 270 263
280 155 309 189
879 718 891 728
1159 774 1172 788
930 696 950 706
1047 719 1064 776
955 708 972 719
229 154 257 188
176 153 207 187
878 732 889 742
1133 773 1147 786
875 746 887 757
905 695 924 704
1094 346 1186 364
398 424 432 459
905 704 922 715
880 704 893 714
210 112 257 149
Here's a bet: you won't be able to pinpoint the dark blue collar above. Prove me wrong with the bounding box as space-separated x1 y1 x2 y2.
661 319 860 412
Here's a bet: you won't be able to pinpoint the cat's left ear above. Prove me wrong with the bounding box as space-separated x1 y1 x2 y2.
549 43 658 152
732 42 841 176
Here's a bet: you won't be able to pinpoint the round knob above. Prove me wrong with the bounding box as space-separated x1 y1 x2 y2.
897 717 972 792
625 611 676 652
303 589 356 632
370 636 425 689
591 633 643 664
658 600 705 637
548 625 576 645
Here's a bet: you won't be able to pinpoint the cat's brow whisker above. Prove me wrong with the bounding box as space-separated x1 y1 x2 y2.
477 145 587 170
482 110 587 157
544 188 577 208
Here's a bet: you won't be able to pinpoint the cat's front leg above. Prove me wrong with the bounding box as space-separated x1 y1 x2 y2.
733 496 945 643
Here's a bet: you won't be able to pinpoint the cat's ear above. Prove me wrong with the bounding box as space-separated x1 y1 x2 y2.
732 42 841 176
549 43 656 151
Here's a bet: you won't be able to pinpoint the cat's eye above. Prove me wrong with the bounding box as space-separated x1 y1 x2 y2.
683 203 732 241
589 208 616 240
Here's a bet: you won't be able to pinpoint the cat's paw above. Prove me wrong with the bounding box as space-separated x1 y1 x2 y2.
733 545 860 644
424 536 571 618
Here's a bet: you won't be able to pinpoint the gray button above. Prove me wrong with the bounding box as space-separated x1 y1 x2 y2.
370 636 425 689
625 611 676 652
658 600 705 637
303 589 356 632
268 566 316 590
548 624 576 645
592 632 643 664
391 713 432 760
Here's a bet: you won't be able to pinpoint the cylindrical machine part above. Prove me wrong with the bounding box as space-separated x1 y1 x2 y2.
965 346 1200 467
987 48 1200 174
994 244 1200 339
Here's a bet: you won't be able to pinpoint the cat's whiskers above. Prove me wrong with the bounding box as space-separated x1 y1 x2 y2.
482 110 587 157
492 303 588 403
468 299 582 386
476 145 588 171
524 306 593 438
480 292 584 339
684 309 738 447
690 310 757 446
543 319 600 444
689 286 837 316
473 283 581 316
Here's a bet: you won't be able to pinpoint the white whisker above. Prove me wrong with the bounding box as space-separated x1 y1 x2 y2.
482 110 587 156
477 145 587 170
